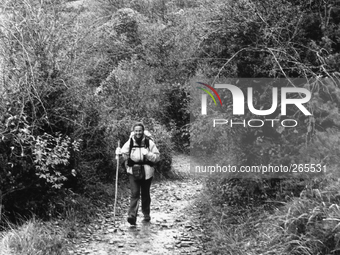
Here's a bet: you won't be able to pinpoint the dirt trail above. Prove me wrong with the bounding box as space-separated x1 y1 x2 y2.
68 155 206 255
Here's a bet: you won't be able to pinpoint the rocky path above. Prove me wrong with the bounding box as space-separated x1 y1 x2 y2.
68 155 207 255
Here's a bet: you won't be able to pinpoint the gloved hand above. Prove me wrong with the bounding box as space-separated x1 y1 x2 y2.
115 147 121 155
141 148 148 156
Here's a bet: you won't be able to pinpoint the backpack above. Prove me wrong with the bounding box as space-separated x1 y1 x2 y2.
128 130 153 156
122 131 155 169
129 130 153 141
128 136 151 158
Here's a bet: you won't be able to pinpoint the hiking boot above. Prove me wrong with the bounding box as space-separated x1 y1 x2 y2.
142 215 151 222
127 216 136 225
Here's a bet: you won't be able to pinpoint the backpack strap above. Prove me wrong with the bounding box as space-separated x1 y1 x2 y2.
128 137 134 158
128 137 149 158
129 137 149 153
127 137 154 166
145 137 149 149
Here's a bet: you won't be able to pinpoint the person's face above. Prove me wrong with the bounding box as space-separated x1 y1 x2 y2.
134 126 143 139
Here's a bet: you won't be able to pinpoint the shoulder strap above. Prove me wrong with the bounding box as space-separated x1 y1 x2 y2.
129 137 150 158
145 137 149 149
128 138 133 158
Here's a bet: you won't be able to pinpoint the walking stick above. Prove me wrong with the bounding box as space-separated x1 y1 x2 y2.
114 140 120 226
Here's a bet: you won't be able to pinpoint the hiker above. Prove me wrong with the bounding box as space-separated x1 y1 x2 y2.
120 122 160 225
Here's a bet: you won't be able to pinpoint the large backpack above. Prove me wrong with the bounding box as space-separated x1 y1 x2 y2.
129 130 153 141
128 130 153 155
128 136 150 158
122 131 155 169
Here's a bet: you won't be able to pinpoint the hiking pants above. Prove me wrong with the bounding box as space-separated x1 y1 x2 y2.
128 174 153 218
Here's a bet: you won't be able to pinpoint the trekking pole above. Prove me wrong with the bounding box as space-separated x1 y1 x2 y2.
114 140 120 226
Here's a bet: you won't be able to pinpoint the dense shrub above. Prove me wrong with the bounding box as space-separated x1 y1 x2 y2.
189 0 340 205
0 112 80 221
0 0 85 221
157 82 191 152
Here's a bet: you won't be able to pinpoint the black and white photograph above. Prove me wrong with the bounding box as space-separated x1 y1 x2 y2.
1 0 340 254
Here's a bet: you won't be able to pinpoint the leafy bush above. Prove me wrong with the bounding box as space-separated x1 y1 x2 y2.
189 0 340 204
205 176 307 208
0 0 85 222
157 82 191 152
151 121 174 175
0 125 81 221
34 133 81 189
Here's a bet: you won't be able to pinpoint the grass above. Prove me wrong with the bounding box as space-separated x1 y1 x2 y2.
0 177 130 255
0 218 69 255
0 189 106 255
0 185 102 255
197 176 340 255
